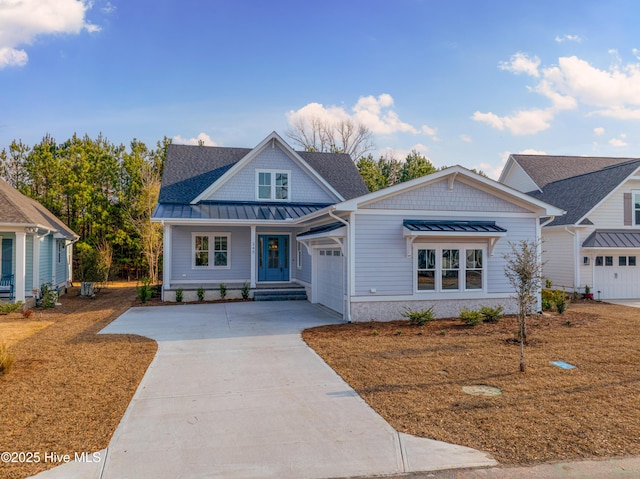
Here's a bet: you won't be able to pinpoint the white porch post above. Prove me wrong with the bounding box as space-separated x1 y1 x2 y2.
162 223 172 300
250 225 256 288
15 231 26 302
32 235 40 296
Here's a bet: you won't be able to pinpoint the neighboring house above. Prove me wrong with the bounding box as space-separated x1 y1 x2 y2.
0 178 78 303
500 154 640 299
153 132 562 321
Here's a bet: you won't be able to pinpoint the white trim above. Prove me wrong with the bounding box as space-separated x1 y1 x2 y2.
168 278 250 285
633 190 640 226
250 225 257 288
162 224 172 297
191 232 231 269
296 241 302 269
15 231 26 302
190 131 344 204
255 169 291 202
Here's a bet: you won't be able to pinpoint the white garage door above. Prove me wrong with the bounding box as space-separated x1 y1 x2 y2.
316 248 344 314
593 254 640 299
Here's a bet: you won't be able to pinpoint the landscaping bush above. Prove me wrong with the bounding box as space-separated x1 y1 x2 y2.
401 306 435 326
175 288 183 303
554 288 567 314
136 278 153 303
0 343 14 375
197 286 205 302
480 305 504 323
40 283 57 308
219 283 227 300
541 298 553 311
241 282 250 300
459 308 483 326
0 301 23 315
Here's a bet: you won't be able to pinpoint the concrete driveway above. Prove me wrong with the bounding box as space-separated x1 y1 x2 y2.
32 301 495 479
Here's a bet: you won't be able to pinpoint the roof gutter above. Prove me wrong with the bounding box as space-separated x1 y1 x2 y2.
328 207 352 323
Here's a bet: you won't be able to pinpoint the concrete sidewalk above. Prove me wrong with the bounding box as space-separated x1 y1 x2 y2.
31 301 495 479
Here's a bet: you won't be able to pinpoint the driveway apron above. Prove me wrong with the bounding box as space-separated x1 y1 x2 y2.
33 301 495 479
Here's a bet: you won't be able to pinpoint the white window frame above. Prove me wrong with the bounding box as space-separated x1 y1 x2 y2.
413 243 487 293
256 169 291 201
296 241 303 269
57 241 64 264
633 190 640 226
192 232 231 269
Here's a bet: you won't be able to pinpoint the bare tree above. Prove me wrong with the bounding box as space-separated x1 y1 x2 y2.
503 239 543 372
286 117 374 160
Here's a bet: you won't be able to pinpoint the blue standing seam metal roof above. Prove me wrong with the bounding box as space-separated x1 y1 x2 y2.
582 230 640 248
153 202 332 221
296 222 345 238
403 220 507 233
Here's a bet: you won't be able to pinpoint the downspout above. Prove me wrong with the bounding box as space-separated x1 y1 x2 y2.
328 208 351 323
564 226 579 292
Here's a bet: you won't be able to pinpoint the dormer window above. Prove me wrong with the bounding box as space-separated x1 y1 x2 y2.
257 170 289 201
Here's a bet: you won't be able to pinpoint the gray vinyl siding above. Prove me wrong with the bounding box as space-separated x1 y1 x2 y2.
293 240 312 284
25 235 33 291
171 226 251 282
363 178 531 213
205 144 337 203
353 213 537 295
39 236 53 286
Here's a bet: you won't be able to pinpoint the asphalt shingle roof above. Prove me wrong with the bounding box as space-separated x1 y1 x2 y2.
0 178 78 239
511 154 639 190
525 159 640 227
158 144 369 204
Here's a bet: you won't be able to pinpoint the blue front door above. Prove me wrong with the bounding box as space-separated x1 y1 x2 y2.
258 235 289 281
1 238 12 277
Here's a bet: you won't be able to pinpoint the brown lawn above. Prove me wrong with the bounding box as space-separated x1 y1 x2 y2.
0 284 157 479
302 301 640 466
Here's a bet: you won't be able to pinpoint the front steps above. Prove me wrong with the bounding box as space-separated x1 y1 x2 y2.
253 288 308 302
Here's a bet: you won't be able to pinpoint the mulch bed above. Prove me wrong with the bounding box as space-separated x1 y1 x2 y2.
302 301 640 465
0 286 157 479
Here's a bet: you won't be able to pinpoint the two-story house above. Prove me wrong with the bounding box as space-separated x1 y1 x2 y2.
500 154 640 299
153 132 562 320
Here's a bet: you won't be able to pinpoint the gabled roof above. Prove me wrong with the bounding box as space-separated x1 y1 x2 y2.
0 178 78 239
526 159 640 227
509 154 639 190
336 165 564 216
158 132 368 204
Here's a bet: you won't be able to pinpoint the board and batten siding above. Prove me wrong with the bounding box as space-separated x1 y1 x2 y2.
55 239 69 286
353 214 537 296
203 144 336 204
292 239 312 284
171 226 251 282
39 236 53 286
586 179 640 227
540 227 576 290
500 161 539 193
362 178 531 213
25 235 33 292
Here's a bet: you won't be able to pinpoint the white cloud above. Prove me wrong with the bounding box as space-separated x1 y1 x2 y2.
173 133 217 146
0 0 99 68
499 52 540 77
421 124 438 139
472 108 554 135
609 137 628 147
593 127 605 136
555 34 582 43
459 134 472 143
287 94 424 137
102 1 116 14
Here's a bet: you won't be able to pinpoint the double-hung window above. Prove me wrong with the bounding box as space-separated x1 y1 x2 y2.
257 170 290 201
415 244 485 293
634 190 640 225
193 233 230 269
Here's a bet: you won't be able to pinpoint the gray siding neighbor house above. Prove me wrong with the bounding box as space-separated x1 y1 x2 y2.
153 132 563 321
0 178 78 304
500 154 640 300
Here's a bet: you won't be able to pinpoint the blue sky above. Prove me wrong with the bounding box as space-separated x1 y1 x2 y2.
1 0 639 178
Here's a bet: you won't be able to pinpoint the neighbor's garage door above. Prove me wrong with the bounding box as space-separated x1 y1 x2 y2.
594 254 640 299
316 248 344 314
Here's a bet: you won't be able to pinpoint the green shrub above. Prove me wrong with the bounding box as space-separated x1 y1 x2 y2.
40 283 57 308
175 288 183 303
219 283 227 300
0 301 23 315
0 343 15 375
459 308 483 326
241 282 250 300
480 305 504 323
541 298 553 311
401 306 435 326
197 286 205 301
554 288 567 314
136 278 153 303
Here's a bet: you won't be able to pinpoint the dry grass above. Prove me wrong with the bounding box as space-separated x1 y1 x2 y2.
0 285 157 479
0 321 53 347
302 301 640 466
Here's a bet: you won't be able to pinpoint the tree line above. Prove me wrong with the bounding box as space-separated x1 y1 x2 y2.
0 133 167 283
